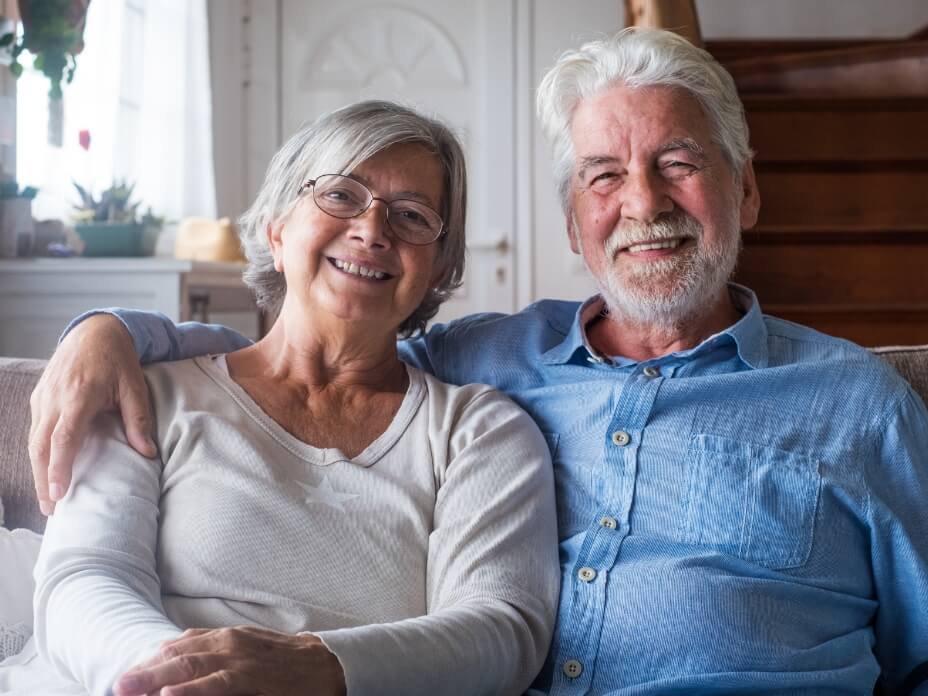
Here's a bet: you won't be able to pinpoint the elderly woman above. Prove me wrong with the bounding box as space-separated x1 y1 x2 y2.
1 101 558 696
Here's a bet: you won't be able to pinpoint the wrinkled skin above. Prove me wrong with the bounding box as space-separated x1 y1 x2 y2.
29 314 155 515
111 626 345 696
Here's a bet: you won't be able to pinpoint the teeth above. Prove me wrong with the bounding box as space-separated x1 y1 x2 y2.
627 239 682 253
333 258 386 279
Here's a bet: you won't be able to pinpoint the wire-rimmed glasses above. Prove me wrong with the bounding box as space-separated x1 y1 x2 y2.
299 174 444 246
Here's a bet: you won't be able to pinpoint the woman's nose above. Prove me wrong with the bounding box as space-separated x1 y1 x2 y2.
349 200 393 248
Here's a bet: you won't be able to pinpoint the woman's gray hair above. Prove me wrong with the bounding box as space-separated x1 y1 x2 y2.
536 27 752 213
238 100 467 337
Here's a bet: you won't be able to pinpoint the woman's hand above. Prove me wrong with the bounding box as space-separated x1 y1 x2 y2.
112 626 347 696
29 314 157 515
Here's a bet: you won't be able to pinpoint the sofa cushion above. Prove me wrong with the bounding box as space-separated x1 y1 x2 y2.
0 358 46 533
0 526 42 659
871 345 928 401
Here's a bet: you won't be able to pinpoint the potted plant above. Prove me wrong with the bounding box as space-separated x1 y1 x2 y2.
1 0 91 145
72 179 148 257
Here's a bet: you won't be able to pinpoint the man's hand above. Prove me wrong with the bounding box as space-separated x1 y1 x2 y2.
28 314 157 515
112 626 347 696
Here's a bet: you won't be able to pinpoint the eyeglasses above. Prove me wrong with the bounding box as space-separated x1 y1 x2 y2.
298 174 445 246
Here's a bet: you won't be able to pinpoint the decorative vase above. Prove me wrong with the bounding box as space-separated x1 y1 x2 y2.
75 222 145 257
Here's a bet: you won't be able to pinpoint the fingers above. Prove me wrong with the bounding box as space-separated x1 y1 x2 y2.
114 656 251 696
27 391 57 515
26 313 151 511
48 405 98 499
158 671 257 696
112 653 213 696
118 373 157 458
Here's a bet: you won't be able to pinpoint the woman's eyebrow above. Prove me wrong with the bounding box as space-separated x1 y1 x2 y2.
348 173 435 204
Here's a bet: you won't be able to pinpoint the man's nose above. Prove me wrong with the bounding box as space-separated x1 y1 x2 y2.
619 168 673 223
349 200 393 248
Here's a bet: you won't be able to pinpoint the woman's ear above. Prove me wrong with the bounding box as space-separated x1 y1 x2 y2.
266 221 284 272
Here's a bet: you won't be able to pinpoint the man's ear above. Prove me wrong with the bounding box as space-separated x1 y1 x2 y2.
266 221 285 272
567 212 581 255
738 160 761 230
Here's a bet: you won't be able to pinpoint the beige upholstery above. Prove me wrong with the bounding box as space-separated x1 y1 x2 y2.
0 358 47 533
3 347 928 534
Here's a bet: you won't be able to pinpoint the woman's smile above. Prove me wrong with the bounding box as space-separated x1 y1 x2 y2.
327 256 393 281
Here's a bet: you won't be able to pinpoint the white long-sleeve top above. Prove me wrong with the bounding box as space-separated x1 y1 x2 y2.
12 356 559 696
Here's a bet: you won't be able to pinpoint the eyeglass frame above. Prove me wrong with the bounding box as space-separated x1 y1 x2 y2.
297 174 446 246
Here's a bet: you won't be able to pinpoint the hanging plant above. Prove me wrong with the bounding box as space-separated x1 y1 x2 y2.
1 0 90 99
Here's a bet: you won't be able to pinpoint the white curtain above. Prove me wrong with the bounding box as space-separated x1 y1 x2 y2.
134 0 216 222
17 0 216 224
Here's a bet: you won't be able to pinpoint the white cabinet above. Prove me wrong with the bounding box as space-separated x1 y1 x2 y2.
0 258 259 359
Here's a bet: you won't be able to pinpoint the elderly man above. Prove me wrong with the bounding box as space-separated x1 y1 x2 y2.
29 28 928 695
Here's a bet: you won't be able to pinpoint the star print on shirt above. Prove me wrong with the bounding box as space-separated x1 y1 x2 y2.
296 475 359 512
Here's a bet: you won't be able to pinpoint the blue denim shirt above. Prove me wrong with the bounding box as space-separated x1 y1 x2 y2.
90 285 928 695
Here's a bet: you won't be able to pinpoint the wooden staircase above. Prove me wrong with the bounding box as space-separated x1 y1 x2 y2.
709 35 928 346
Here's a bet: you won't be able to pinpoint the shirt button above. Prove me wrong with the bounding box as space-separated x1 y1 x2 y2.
611 430 630 446
578 566 597 582
563 659 583 679
599 515 618 529
643 366 660 378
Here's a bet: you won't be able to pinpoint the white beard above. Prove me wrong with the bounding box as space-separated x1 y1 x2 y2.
580 210 741 331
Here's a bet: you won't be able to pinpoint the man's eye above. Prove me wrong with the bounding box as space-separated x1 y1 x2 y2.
660 161 699 176
589 172 619 187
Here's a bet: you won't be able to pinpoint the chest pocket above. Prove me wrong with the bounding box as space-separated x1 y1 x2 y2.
679 434 821 570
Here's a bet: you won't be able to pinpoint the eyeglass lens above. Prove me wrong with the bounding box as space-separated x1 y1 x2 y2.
311 174 443 245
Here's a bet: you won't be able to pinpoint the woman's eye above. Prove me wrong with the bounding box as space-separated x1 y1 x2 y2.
323 188 359 203
395 207 429 226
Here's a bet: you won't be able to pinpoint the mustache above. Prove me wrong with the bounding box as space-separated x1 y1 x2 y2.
603 214 703 259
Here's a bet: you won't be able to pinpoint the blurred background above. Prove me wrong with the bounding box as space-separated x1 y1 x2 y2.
1 0 927 358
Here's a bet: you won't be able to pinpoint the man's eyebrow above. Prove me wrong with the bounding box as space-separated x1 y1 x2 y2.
576 156 620 180
659 138 707 159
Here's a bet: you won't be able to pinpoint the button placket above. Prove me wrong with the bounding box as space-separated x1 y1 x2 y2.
578 566 597 582
562 659 583 679
611 430 630 446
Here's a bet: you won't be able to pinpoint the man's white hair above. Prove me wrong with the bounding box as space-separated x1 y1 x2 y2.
536 27 753 213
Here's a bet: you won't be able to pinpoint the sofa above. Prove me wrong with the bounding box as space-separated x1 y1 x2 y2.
3 348 928 534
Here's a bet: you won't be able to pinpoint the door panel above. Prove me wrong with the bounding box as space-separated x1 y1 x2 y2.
280 0 517 322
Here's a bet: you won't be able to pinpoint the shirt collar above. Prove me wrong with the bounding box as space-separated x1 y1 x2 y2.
540 283 769 369
540 296 607 366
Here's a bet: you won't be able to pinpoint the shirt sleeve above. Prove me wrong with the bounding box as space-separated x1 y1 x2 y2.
32 413 184 696
60 308 252 363
868 386 928 693
315 390 559 696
